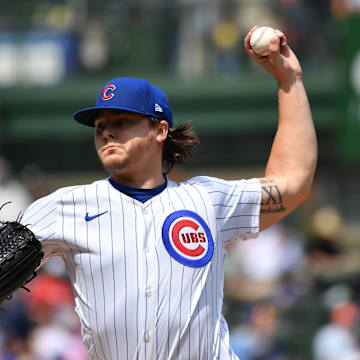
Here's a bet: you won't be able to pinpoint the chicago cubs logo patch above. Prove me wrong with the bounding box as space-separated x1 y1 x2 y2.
102 84 116 100
162 210 214 267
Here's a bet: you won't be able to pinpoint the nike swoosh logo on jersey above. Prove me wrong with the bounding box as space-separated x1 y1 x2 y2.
85 211 108 222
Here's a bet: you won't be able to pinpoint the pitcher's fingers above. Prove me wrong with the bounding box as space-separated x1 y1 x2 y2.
275 29 287 47
268 37 282 65
244 26 259 52
244 32 252 53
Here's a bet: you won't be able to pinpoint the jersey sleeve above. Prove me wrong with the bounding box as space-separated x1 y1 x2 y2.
20 187 73 263
189 176 261 242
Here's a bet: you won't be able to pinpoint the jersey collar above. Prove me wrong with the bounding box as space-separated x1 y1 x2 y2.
108 177 167 203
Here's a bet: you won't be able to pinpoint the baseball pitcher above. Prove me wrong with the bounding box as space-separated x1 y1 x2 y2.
0 26 317 359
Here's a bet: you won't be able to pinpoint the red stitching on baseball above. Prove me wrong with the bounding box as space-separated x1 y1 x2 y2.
250 27 269 47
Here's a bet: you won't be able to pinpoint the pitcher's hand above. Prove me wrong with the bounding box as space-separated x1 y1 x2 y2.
245 26 302 86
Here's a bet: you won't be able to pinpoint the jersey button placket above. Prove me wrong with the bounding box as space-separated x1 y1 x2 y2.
145 287 152 297
141 204 157 350
144 331 151 342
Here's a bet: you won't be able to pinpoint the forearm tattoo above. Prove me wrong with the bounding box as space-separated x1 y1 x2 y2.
259 178 286 214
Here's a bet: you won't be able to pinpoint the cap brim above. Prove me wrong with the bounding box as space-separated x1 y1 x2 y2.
73 106 151 127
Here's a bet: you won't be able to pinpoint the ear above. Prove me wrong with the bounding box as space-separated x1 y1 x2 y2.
155 120 169 143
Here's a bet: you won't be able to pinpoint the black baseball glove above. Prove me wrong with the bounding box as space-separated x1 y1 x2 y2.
0 221 44 302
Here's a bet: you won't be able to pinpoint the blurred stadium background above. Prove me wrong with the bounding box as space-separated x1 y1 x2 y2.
0 0 360 359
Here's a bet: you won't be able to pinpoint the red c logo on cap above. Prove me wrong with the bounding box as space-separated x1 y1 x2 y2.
102 84 116 100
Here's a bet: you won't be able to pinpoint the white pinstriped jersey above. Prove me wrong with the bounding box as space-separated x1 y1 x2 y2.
21 176 261 360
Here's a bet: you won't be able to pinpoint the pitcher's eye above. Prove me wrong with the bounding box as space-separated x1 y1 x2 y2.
95 124 104 134
114 118 131 127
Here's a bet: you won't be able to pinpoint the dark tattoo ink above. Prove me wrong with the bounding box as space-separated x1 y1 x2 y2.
260 204 286 214
260 180 286 214
261 186 277 205
274 185 282 204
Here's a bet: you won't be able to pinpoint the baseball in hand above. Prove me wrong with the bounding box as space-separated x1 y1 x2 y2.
250 27 279 56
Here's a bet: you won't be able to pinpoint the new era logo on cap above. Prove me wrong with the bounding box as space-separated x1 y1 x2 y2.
73 77 173 128
155 103 163 112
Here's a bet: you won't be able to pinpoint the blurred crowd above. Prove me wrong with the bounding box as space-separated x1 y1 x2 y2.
0 157 87 360
0 0 343 85
224 221 360 360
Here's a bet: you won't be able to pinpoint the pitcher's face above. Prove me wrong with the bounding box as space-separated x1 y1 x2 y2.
95 110 167 177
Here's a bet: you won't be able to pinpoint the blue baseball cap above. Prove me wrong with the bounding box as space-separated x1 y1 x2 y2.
73 77 173 127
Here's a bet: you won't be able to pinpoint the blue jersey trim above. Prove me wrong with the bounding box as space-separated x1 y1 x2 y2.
108 177 167 203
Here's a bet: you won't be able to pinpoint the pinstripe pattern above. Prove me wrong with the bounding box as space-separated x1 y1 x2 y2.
20 176 261 360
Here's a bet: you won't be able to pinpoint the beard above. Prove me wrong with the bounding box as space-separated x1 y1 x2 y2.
99 153 130 172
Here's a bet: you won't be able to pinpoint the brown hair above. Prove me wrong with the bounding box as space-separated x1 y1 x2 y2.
150 118 200 174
